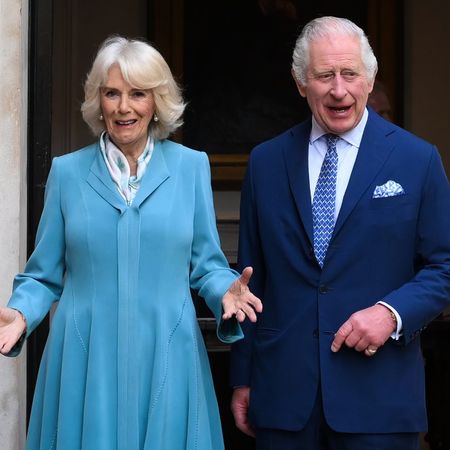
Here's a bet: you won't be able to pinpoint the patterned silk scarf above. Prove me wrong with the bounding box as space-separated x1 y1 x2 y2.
99 131 154 205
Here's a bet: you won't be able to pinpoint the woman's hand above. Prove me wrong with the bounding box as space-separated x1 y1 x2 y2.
0 307 27 355
222 267 263 322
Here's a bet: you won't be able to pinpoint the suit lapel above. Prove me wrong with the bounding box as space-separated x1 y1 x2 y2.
282 113 396 249
283 120 315 245
333 113 396 237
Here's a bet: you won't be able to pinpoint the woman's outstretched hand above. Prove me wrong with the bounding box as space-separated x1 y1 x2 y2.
0 307 26 355
222 267 263 322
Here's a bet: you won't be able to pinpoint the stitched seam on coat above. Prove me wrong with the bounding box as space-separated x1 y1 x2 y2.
71 281 88 355
48 428 57 450
149 297 187 414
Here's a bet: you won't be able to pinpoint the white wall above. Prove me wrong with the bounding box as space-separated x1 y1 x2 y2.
0 0 28 449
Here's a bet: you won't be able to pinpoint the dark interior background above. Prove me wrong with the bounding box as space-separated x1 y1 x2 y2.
183 0 368 155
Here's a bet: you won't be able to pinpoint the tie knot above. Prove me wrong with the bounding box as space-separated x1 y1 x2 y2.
326 134 340 150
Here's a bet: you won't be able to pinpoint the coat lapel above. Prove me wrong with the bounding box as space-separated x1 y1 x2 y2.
283 120 315 245
132 140 170 208
87 143 126 212
86 140 170 211
332 112 396 237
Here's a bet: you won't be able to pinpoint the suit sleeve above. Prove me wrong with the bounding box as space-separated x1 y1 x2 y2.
384 146 450 345
188 151 243 343
7 157 66 355
230 153 266 387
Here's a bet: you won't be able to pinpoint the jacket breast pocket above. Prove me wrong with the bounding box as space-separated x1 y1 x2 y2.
369 193 410 210
366 194 417 227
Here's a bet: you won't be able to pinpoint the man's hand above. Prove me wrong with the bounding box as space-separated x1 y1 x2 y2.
222 267 263 323
331 304 396 356
231 386 255 437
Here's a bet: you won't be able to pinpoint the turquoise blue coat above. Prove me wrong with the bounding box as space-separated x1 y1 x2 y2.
8 140 243 450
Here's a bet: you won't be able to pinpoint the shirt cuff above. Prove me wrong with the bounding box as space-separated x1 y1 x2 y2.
377 301 403 340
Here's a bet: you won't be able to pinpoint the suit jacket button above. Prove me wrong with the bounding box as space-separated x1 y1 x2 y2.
312 329 319 338
319 285 329 294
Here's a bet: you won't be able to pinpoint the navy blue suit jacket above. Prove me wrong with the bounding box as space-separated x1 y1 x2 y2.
230 110 450 433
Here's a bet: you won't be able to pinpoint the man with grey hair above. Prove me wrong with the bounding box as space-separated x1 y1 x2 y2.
230 16 450 450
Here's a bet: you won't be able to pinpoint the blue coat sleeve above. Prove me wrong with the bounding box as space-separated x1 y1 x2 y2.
188 152 243 343
7 157 66 353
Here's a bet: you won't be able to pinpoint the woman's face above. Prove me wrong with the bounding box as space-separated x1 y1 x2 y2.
100 65 155 155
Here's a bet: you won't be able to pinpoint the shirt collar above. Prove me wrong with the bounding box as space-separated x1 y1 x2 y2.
310 108 369 148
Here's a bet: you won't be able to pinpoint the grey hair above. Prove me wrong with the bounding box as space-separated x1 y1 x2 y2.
292 16 378 85
81 35 185 140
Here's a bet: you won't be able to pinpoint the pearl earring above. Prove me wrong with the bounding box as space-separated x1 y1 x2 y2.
153 114 159 122
99 114 104 121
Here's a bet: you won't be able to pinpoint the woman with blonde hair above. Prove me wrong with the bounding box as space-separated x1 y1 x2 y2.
0 35 262 450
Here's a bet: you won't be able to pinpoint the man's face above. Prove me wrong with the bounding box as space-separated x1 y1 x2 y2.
294 35 374 134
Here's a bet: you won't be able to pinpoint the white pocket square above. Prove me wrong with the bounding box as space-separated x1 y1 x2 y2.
372 180 405 198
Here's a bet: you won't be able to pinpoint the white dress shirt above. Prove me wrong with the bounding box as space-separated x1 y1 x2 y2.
308 108 402 339
308 109 367 219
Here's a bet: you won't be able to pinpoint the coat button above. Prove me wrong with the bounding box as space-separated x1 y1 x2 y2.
319 285 329 294
312 329 319 338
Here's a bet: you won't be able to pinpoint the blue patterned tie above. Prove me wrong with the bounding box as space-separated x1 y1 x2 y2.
312 134 339 267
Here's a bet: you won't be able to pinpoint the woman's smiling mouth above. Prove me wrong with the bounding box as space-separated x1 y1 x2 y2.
116 119 137 126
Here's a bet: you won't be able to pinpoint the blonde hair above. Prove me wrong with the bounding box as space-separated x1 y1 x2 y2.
81 35 185 140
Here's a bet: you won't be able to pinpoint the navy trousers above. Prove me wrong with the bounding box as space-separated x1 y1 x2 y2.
255 388 420 450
